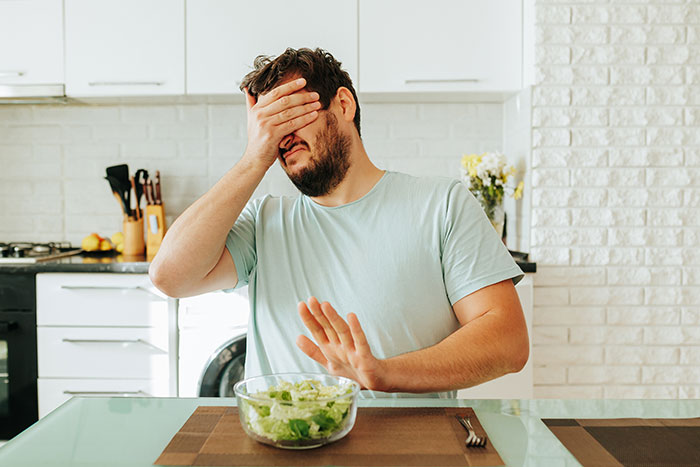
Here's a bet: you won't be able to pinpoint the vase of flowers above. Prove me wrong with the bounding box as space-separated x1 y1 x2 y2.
460 152 524 238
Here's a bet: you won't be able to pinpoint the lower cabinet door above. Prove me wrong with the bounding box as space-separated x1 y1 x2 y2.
37 378 169 418
37 326 169 379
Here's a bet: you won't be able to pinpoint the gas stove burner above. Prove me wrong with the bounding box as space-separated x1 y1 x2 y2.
0 241 82 263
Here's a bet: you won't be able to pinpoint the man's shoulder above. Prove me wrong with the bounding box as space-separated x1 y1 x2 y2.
387 171 463 195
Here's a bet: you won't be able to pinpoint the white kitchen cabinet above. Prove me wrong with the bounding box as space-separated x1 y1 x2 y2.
36 273 177 417
457 274 533 399
186 0 358 94
37 379 169 419
0 0 63 85
64 0 185 97
358 0 522 94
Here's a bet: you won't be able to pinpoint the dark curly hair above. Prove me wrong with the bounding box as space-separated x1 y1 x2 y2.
239 48 361 137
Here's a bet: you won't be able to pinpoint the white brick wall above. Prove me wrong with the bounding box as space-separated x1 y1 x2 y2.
0 101 504 245
533 0 700 399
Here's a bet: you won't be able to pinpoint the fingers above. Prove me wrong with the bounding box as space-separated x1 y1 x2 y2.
274 109 319 137
306 297 340 345
347 313 372 356
255 77 308 108
322 302 356 351
298 300 330 346
259 91 320 119
296 335 329 367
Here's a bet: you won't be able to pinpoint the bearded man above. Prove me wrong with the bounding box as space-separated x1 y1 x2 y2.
149 48 528 398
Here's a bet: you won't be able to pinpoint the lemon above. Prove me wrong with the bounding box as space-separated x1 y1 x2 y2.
99 239 112 251
111 232 124 244
81 234 100 252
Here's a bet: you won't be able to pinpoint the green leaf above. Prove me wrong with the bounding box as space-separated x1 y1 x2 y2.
311 411 338 431
289 419 310 439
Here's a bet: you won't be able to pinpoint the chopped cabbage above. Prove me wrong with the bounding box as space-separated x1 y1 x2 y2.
240 379 353 442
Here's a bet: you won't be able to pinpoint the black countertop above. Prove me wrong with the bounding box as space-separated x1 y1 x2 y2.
0 253 150 274
0 252 536 274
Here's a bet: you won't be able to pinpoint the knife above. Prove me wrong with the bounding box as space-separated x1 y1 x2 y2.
154 170 162 205
146 180 155 205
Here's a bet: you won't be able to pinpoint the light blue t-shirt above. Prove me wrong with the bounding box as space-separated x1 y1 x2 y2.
225 170 523 398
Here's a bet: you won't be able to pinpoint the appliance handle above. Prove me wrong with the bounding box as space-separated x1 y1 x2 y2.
63 390 151 396
404 78 480 84
88 81 164 86
0 71 25 77
62 338 166 353
60 285 166 300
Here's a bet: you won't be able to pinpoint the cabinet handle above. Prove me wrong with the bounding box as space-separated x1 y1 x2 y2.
404 78 481 84
63 390 151 396
0 71 25 78
88 81 165 86
62 338 166 353
60 285 166 300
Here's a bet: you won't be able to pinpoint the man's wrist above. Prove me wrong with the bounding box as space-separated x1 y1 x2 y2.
239 153 272 173
367 358 400 393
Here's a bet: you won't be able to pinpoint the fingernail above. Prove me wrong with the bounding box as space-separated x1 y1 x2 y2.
296 78 305 85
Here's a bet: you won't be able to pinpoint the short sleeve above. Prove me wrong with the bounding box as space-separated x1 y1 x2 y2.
441 181 524 305
223 196 264 291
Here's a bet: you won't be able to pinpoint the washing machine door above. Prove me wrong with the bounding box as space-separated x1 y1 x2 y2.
197 335 246 397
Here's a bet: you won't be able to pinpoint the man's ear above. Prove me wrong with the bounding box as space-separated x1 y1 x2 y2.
334 87 356 124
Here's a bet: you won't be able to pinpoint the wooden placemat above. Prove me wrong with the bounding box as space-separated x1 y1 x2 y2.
155 406 504 466
543 417 700 467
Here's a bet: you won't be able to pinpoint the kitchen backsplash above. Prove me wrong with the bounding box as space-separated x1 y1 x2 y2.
0 101 506 245
533 1 700 399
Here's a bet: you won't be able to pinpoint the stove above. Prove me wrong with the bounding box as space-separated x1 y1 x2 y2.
0 242 82 264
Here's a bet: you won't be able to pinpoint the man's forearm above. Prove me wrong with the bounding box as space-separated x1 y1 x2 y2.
376 309 529 394
149 157 267 297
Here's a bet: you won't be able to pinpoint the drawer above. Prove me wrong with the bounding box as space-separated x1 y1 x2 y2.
38 377 169 418
37 273 169 326
37 327 169 379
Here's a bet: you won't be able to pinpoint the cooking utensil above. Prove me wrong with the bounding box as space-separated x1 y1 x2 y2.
146 179 155 205
106 164 131 216
134 169 147 213
154 170 162 205
456 416 487 447
104 175 130 217
129 175 139 220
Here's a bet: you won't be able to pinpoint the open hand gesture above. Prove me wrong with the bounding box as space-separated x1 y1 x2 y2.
296 297 385 391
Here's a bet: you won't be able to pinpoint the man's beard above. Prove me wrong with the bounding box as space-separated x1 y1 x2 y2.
284 112 352 197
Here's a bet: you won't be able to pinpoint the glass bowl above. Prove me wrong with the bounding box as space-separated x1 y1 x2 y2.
233 373 360 449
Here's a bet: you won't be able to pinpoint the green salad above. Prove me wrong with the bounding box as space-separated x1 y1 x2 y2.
241 379 354 442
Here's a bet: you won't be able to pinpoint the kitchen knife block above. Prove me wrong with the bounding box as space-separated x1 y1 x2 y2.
146 204 166 259
123 217 145 256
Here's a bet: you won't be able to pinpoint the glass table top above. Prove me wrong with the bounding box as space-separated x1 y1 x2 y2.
1 397 699 466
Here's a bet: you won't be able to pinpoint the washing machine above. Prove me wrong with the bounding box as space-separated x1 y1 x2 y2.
177 287 249 397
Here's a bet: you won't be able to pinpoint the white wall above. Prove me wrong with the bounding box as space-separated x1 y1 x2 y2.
0 101 505 245
532 1 700 398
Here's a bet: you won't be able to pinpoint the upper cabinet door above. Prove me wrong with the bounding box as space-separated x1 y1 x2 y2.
359 0 522 93
187 0 358 95
65 0 184 97
0 0 64 85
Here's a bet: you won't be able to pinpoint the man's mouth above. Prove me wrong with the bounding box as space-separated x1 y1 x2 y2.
281 144 307 162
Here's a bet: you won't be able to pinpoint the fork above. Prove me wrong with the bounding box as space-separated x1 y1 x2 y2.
456 415 488 447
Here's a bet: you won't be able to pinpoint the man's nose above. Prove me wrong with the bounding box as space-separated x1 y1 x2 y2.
279 134 295 150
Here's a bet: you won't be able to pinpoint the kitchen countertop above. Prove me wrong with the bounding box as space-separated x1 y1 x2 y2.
0 253 150 274
0 252 536 274
1 397 697 466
